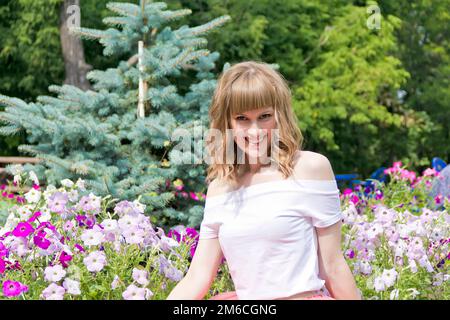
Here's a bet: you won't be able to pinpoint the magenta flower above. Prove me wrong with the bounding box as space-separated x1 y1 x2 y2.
0 242 8 257
184 227 199 242
75 215 86 227
85 216 96 229
74 244 85 253
167 229 181 242
12 222 34 238
2 280 22 297
59 251 73 268
0 258 5 274
16 196 25 204
350 195 359 204
8 193 14 199
33 236 51 250
189 192 199 201
37 221 56 232
435 194 443 205
345 249 355 259
27 211 42 223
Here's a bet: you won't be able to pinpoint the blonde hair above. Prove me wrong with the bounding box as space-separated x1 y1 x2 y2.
205 60 303 186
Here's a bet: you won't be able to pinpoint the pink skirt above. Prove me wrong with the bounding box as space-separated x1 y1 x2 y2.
208 291 335 300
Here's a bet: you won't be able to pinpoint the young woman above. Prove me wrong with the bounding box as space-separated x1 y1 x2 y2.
167 61 361 300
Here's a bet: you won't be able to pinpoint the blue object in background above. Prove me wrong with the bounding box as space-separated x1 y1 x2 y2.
335 167 386 190
432 157 447 172
335 173 359 189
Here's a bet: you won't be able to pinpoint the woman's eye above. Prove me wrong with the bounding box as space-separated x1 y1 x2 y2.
260 114 272 119
236 116 247 121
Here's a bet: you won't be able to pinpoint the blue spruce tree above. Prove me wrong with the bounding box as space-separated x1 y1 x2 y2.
0 1 231 229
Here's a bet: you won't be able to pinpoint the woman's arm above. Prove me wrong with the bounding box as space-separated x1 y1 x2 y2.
316 221 362 300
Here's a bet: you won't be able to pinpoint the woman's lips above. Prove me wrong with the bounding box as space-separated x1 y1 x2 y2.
245 136 264 146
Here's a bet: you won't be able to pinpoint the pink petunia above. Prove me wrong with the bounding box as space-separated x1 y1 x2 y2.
350 195 359 204
189 192 199 201
12 222 34 238
59 251 73 268
0 258 5 274
2 280 23 297
27 211 42 223
34 236 51 250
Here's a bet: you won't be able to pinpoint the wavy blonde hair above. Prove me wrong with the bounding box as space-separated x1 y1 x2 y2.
205 60 304 186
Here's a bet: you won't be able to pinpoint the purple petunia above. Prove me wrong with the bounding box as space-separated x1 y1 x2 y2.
12 222 34 238
2 280 27 297
83 251 107 272
47 192 69 214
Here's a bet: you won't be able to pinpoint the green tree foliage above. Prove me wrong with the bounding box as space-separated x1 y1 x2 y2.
0 0 63 155
379 0 450 163
0 1 231 228
292 5 434 177
166 0 348 82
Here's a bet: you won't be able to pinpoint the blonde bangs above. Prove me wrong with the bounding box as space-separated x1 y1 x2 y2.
227 71 277 116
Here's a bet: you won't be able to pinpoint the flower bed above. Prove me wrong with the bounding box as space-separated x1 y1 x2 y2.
0 170 206 300
0 161 448 299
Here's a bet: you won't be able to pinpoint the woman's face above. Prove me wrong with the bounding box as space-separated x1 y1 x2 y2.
230 107 276 161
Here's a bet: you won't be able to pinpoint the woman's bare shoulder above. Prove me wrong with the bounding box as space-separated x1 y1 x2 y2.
293 150 335 180
206 178 235 198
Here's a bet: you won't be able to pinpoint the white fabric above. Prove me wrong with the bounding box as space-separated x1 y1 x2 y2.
198 178 343 300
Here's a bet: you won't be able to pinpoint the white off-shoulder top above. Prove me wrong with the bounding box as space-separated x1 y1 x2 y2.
198 178 343 300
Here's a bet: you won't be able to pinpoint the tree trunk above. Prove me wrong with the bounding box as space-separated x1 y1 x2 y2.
59 0 92 90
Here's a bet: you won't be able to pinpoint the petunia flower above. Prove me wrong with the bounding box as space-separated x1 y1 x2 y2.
34 236 51 250
132 268 149 286
41 283 65 300
62 278 81 295
80 227 104 247
44 265 67 282
83 251 107 272
12 222 34 238
122 284 146 300
2 280 23 297
381 268 398 288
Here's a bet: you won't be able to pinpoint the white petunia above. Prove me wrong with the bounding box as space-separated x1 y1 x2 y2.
80 228 104 246
24 188 42 204
60 179 74 188
28 170 39 185
44 265 67 283
63 278 81 295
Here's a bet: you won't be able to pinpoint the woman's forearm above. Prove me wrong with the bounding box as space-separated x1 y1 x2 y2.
323 257 362 300
166 275 211 300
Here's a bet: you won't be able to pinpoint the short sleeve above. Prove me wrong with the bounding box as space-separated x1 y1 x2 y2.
303 181 343 228
198 205 220 240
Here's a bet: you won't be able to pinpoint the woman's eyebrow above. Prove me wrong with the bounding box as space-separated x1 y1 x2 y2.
236 109 273 116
